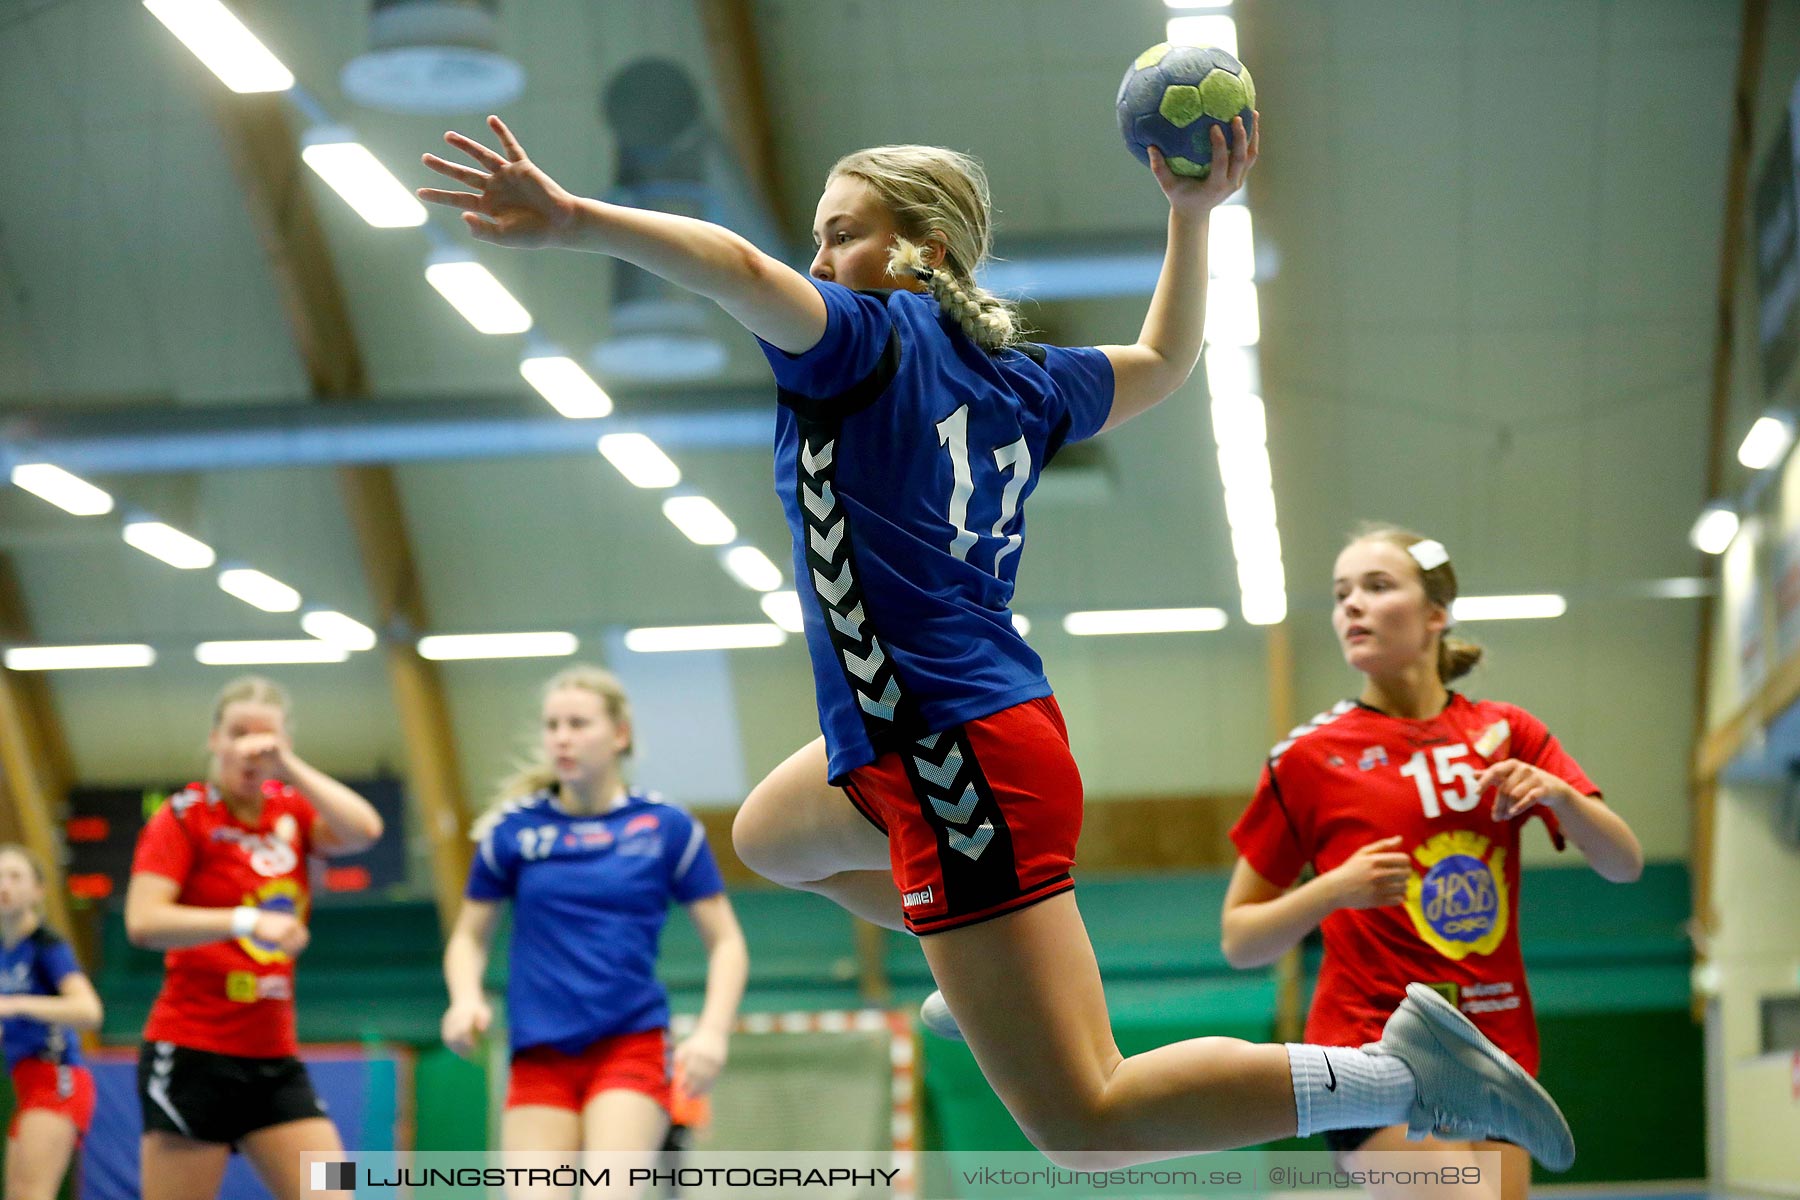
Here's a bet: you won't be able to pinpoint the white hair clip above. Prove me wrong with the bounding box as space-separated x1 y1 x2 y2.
1408 539 1450 572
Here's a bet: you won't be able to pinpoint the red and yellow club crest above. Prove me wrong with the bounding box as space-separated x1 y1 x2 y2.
1403 830 1510 960
236 878 307 965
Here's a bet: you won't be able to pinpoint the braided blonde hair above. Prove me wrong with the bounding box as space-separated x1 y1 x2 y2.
828 145 1023 352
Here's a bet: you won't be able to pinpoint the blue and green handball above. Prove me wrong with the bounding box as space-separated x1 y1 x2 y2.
1116 43 1256 178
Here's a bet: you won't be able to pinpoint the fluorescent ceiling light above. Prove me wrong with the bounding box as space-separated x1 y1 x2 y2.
218 567 300 613
4 644 155 671
1217 444 1272 493
1210 392 1266 449
1737 414 1794 470
1167 13 1237 56
1063 607 1228 636
1451 594 1568 622
520 354 612 419
598 434 681 489
1640 577 1711 600
300 610 377 652
123 520 215 569
1203 279 1259 347
723 546 784 592
623 624 787 653
1690 504 1739 556
196 640 347 665
662 496 737 546
1208 205 1255 281
10 464 113 516
1166 0 1232 8
424 259 532 335
1011 614 1031 636
1239 587 1287 627
300 133 426 228
416 632 578 661
1205 345 1259 399
141 0 294 93
1223 484 1277 532
760 591 805 633
1230 524 1283 572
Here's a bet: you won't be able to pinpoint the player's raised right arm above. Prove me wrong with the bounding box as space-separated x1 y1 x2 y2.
420 116 827 354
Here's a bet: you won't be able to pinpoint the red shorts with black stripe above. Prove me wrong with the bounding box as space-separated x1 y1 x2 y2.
843 695 1082 935
9 1060 96 1138
506 1028 670 1113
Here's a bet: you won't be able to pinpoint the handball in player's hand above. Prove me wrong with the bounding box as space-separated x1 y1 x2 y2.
1117 43 1255 179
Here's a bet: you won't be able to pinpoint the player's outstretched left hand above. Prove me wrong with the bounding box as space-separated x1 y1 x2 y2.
419 115 579 249
1149 112 1259 219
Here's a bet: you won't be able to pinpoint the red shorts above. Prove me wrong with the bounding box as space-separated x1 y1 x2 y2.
844 695 1082 935
506 1028 670 1113
9 1060 96 1138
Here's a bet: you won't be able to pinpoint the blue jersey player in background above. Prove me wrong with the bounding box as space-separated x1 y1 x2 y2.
441 666 747 1165
419 110 1576 1170
0 844 103 1200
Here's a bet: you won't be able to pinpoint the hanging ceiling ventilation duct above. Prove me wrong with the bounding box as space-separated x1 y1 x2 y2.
591 57 782 384
340 0 524 115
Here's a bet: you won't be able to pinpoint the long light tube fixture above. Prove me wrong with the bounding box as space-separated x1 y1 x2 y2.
142 0 294 93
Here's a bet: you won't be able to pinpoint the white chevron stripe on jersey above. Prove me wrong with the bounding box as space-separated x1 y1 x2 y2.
916 732 943 751
813 561 854 606
800 437 835 475
828 603 866 641
912 743 963 789
842 640 886 683
858 677 901 721
947 821 995 861
1269 699 1358 763
927 783 981 825
802 482 835 521
810 518 847 560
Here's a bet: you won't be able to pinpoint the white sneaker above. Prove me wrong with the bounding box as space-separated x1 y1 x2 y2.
918 990 964 1041
1368 983 1575 1171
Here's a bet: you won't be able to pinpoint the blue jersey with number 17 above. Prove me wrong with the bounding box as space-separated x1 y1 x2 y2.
759 279 1114 782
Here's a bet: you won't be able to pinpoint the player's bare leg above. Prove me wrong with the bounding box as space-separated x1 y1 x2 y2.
921 890 1298 1167
733 738 901 930
241 1117 347 1200
1342 1129 1525 1200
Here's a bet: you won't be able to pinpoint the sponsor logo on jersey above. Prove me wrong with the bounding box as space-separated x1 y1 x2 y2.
1326 754 1347 768
1357 745 1389 771
0 961 30 994
225 971 293 1003
623 813 661 837
565 822 614 849
902 886 935 908
1403 830 1510 960
274 813 299 845
212 827 299 879
1474 719 1511 759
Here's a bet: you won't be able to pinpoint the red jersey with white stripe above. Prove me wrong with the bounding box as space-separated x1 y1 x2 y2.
131 782 316 1058
1230 694 1598 1074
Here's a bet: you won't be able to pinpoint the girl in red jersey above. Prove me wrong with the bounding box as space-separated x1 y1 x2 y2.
0 844 103 1200
1223 526 1645 1200
124 676 384 1200
415 112 1576 1170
